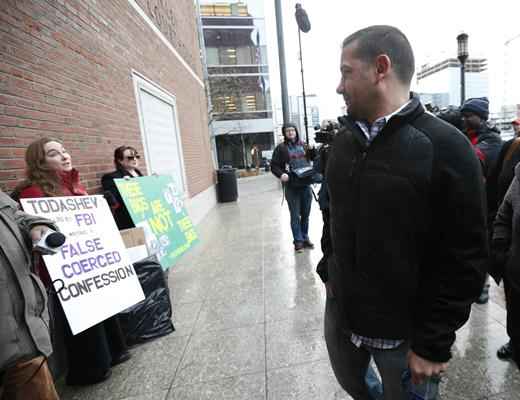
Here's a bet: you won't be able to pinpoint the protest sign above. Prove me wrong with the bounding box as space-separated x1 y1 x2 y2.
21 195 145 335
114 175 198 270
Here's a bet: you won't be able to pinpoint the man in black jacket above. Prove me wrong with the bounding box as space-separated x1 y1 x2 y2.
325 25 488 399
460 98 503 305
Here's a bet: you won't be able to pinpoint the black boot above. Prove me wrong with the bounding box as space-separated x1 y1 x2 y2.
497 340 514 360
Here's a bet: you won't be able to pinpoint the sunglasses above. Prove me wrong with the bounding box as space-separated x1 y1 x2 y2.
125 155 140 160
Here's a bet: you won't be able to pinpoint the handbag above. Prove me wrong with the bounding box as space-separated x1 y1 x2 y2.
292 166 315 179
290 166 322 186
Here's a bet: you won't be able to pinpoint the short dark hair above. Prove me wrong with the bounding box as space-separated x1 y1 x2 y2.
342 25 415 85
114 145 137 169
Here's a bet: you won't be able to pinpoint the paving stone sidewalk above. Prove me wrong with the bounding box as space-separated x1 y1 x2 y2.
58 174 520 400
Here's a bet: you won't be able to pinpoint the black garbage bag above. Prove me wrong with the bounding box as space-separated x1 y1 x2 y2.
118 255 175 345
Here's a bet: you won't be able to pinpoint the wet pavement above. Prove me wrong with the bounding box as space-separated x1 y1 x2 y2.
58 174 520 400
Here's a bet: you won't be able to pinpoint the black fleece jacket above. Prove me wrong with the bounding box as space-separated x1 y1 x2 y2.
101 168 143 230
326 95 488 363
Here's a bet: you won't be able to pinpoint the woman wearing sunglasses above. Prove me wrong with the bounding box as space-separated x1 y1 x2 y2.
101 146 143 230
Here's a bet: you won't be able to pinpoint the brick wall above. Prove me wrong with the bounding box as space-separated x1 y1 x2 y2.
0 0 214 196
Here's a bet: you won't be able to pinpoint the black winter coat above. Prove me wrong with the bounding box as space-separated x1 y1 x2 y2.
489 138 520 213
473 125 503 225
271 136 312 188
101 168 143 230
493 163 520 287
326 95 488 363
473 125 503 179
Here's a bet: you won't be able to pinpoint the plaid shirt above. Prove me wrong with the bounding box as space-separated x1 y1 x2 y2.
349 101 410 350
350 334 404 349
355 117 387 143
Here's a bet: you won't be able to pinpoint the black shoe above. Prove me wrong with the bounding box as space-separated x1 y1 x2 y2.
476 286 490 304
303 240 314 249
111 351 132 367
294 241 304 252
497 341 514 360
67 368 112 386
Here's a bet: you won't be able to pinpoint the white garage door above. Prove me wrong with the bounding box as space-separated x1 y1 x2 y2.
133 73 186 195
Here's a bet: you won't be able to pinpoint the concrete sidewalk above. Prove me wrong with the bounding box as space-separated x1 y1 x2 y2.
59 174 520 400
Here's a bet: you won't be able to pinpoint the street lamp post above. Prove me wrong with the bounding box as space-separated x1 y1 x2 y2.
457 33 469 106
274 0 290 125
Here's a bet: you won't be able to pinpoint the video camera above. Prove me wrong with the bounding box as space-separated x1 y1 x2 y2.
314 120 340 144
313 116 346 174
434 106 464 132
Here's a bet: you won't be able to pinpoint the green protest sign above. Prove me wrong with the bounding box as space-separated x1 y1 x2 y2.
114 175 198 270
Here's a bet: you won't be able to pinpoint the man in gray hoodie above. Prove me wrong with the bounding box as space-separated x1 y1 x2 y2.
0 190 59 399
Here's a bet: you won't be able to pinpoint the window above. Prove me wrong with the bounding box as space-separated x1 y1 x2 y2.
206 47 219 65
209 75 271 120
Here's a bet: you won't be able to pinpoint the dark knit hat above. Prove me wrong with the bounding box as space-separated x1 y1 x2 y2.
460 97 489 120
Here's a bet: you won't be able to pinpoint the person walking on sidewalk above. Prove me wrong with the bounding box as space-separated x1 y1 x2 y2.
490 118 520 362
271 123 314 253
491 162 520 371
325 25 488 399
460 97 503 304
0 190 59 400
491 118 520 217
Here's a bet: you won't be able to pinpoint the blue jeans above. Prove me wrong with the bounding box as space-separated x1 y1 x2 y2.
324 296 439 400
285 185 312 243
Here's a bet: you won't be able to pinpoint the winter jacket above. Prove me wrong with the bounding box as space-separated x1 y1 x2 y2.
489 138 520 213
492 163 520 288
18 169 87 198
0 190 56 372
18 169 87 286
467 124 503 178
101 168 143 230
469 125 503 225
271 129 311 188
326 94 488 363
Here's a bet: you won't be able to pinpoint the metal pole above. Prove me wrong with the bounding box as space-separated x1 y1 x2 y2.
240 134 247 169
274 0 289 125
460 63 466 106
298 28 309 145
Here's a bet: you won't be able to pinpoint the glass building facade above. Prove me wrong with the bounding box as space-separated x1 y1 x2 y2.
200 1 274 168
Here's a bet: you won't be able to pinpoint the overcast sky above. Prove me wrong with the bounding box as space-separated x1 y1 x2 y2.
262 0 520 123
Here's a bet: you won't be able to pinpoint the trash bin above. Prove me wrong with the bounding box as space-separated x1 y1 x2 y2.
217 167 238 202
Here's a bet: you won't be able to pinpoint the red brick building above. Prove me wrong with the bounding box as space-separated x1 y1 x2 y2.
0 0 216 222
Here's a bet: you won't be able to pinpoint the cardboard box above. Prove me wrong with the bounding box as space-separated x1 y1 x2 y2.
120 227 149 264
120 227 146 248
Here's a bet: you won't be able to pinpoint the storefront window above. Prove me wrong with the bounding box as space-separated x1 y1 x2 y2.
209 75 271 120
203 28 268 66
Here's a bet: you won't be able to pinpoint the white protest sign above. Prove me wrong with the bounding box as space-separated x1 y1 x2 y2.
21 195 145 335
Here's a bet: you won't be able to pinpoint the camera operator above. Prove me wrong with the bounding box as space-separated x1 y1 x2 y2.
271 123 315 253
0 190 59 400
313 120 338 283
